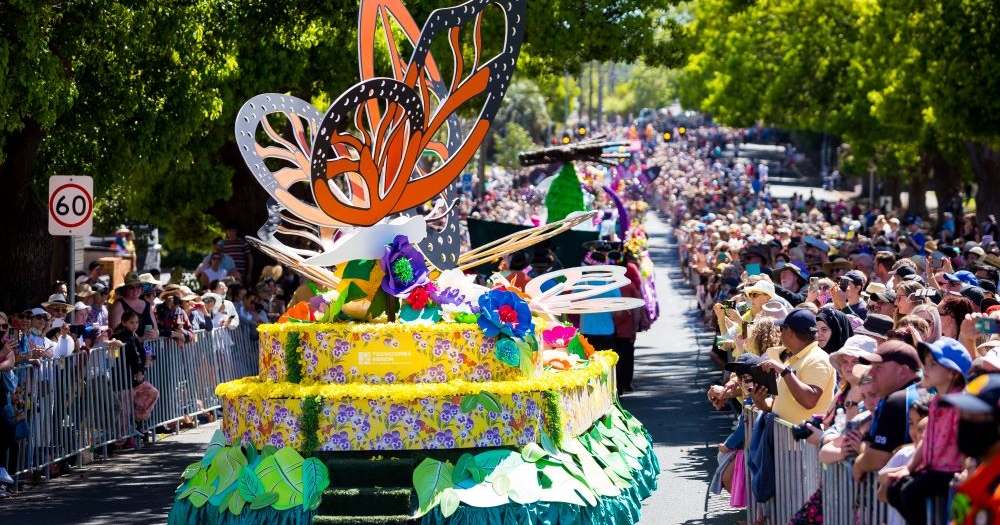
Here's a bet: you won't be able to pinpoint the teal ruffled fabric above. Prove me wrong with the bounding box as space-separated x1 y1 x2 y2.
421 429 661 525
167 500 316 525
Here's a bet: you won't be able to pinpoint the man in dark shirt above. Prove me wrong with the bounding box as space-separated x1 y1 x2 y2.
852 340 921 481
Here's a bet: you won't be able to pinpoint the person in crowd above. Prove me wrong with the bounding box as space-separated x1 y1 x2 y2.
108 272 159 344
833 270 869 319
221 225 253 284
753 308 836 425
109 310 159 443
815 308 853 354
0 323 19 495
882 338 972 525
195 251 230 289
853 341 922 481
500 251 532 291
237 290 269 329
940 373 1000 525
939 295 976 340
877 396 931 525
208 280 240 329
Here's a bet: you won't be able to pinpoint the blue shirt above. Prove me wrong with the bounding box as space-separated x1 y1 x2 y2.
580 287 621 336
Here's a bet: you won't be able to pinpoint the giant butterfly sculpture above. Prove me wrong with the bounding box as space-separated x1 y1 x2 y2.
236 0 526 275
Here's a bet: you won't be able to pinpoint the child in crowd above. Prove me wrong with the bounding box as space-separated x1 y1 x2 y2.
884 338 972 525
877 395 931 525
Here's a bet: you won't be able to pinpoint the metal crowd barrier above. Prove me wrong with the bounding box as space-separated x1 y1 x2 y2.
742 407 949 525
4 325 259 487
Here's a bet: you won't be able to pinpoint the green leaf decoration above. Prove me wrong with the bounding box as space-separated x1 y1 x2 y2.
250 491 280 510
454 453 474 485
327 281 367 320
439 488 461 518
201 430 227 467
342 259 376 280
544 163 585 224
254 447 306 510
536 463 598 506
239 466 264 502
540 431 559 456
491 472 512 495
217 490 235 513
367 289 388 320
181 461 202 480
567 334 588 360
182 468 209 495
244 446 259 468
260 445 278 458
538 470 553 489
520 442 547 463
413 457 454 517
459 394 479 414
477 391 503 414
301 457 330 511
562 438 619 497
399 303 442 323
228 491 246 516
209 481 237 508
213 446 248 492
517 343 535 377
186 484 215 508
467 449 520 484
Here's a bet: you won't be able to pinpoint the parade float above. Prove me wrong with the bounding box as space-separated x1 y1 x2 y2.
168 1 660 524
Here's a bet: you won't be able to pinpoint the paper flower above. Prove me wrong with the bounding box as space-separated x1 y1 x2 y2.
477 289 534 338
379 235 430 297
542 326 578 348
494 338 520 367
435 268 488 306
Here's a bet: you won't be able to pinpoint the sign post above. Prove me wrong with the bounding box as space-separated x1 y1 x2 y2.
49 175 94 303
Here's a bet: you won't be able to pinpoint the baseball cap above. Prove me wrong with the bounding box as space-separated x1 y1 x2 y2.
859 340 922 370
944 270 980 287
960 286 987 309
841 270 867 286
29 307 51 318
775 308 817 334
724 353 766 374
893 266 917 278
941 373 1000 415
916 337 973 378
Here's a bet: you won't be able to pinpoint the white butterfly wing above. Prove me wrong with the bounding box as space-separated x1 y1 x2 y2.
525 265 646 314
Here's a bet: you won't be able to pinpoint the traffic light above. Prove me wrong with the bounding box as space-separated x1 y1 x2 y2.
577 125 587 137
678 126 687 136
662 131 672 141
561 133 571 145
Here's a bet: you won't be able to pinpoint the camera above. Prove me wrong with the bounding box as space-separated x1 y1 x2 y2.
790 415 825 441
722 299 737 310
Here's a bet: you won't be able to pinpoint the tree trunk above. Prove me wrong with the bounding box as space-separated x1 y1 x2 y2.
906 167 928 219
925 149 962 229
966 141 1000 224
0 120 54 310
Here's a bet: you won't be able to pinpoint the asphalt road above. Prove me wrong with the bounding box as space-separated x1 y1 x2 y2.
623 212 744 525
1 213 739 525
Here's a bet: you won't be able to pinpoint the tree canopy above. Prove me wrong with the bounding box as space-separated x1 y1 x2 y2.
676 0 1000 221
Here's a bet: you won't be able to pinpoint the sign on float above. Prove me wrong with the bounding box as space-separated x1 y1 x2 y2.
48 175 94 236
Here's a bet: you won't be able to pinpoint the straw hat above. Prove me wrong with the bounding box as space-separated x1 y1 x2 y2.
42 294 74 312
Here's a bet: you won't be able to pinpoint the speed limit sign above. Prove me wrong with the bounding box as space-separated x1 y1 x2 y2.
49 175 94 236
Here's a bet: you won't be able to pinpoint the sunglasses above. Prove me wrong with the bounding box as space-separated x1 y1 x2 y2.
32 315 47 320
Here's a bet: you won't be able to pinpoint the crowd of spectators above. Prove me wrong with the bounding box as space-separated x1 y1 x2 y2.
647 126 1000 524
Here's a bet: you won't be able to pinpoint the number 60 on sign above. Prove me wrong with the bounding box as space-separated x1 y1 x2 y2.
49 175 94 236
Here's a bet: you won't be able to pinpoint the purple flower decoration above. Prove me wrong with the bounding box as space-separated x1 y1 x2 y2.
429 286 464 306
379 235 430 297
477 289 534 338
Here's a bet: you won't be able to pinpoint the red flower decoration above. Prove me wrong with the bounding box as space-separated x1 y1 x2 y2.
498 304 518 324
407 286 431 310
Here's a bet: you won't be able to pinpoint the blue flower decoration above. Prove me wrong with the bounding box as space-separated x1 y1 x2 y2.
476 289 534 338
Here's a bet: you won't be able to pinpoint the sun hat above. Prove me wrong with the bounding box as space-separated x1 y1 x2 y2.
760 300 791 323
863 282 887 299
916 337 973 378
42 294 74 312
73 301 90 312
744 280 776 299
29 307 51 319
829 335 879 370
854 314 894 340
